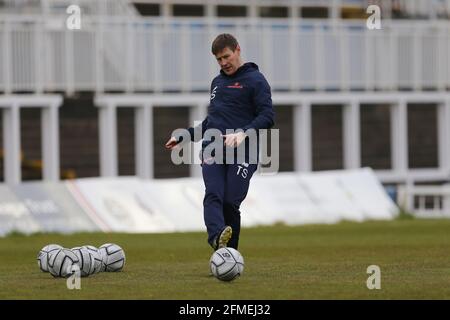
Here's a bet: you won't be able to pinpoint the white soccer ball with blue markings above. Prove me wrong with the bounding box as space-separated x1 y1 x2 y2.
98 243 126 272
71 247 96 277
82 245 103 274
48 248 80 278
210 247 244 281
37 244 63 272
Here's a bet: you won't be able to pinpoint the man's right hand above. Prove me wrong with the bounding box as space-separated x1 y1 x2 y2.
165 137 179 150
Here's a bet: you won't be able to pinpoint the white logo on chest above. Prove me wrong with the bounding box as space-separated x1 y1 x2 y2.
210 86 218 101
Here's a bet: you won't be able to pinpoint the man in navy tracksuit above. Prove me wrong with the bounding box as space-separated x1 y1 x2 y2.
166 34 275 250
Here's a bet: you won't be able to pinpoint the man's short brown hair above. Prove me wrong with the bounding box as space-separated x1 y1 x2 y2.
211 33 239 55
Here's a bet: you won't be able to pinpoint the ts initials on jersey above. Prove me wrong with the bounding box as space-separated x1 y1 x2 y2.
236 162 249 179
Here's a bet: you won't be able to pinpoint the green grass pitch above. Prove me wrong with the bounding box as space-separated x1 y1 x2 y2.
1 219 450 299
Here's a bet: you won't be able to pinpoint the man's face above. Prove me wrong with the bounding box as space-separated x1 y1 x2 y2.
215 46 241 76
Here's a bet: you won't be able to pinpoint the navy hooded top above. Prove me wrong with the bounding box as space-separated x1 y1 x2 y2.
187 62 275 143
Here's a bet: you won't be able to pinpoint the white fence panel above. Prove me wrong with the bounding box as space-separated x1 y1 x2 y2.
1 17 448 94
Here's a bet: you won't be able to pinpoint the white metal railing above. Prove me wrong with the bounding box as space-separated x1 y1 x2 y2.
0 0 138 16
0 15 448 94
94 91 450 182
398 184 450 217
0 94 62 184
0 91 447 185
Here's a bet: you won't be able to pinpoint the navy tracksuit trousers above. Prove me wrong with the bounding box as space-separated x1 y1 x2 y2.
202 160 257 250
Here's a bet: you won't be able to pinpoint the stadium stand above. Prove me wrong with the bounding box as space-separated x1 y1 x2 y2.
0 0 449 217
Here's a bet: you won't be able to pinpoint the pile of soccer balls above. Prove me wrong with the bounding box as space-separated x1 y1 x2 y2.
209 247 244 282
37 243 125 278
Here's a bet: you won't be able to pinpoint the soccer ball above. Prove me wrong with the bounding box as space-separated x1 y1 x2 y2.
71 247 96 277
37 244 63 272
98 243 126 272
48 248 80 278
210 247 244 281
82 245 103 274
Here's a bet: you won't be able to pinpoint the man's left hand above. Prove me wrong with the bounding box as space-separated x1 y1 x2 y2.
222 131 247 148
